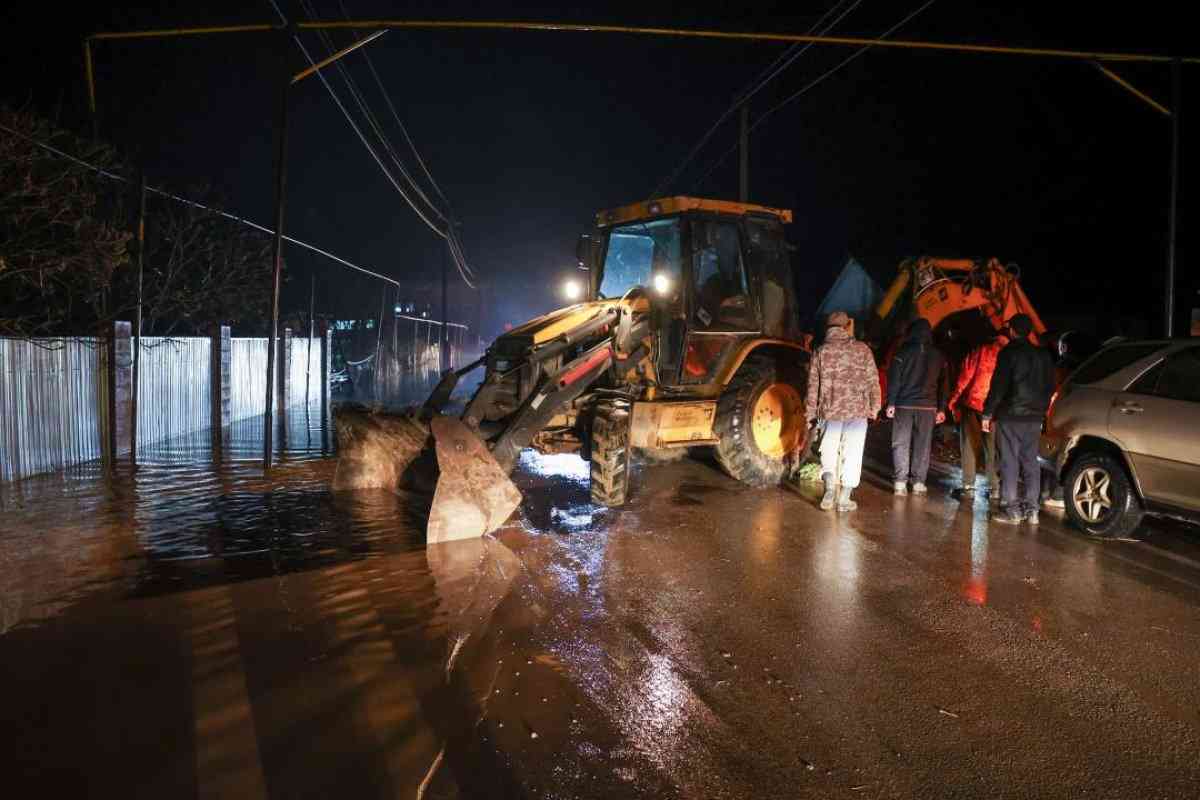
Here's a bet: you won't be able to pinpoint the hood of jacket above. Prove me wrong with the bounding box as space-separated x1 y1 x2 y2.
905 318 933 345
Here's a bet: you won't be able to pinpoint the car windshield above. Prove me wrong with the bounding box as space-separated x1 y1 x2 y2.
597 218 682 299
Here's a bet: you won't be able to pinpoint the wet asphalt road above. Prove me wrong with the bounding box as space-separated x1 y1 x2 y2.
3 429 1200 798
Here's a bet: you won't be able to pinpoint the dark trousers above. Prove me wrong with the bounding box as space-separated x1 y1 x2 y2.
997 419 1041 514
960 409 997 488
891 408 935 483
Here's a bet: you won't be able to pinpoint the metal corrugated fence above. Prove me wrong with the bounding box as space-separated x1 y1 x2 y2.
3 333 327 482
230 338 270 423
0 338 104 482
136 337 213 448
288 336 323 406
230 337 322 421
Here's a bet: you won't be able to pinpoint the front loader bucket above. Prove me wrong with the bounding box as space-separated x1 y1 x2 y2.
332 407 435 493
427 416 522 544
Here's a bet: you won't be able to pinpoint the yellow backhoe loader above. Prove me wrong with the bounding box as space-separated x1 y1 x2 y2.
334 196 811 542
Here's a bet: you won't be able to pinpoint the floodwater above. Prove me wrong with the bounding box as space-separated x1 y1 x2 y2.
3 415 1200 798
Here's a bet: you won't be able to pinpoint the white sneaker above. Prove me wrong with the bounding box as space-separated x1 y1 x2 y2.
912 482 928 495
893 481 908 496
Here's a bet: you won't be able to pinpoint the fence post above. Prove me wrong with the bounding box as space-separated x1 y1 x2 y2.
320 327 331 412
279 327 292 415
321 327 331 449
210 324 231 453
277 327 291 448
107 320 134 464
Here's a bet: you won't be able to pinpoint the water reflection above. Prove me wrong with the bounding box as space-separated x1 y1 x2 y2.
0 399 533 797
963 514 990 606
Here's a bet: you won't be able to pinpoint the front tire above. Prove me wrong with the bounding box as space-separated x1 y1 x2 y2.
590 400 631 506
713 357 806 488
1063 452 1144 539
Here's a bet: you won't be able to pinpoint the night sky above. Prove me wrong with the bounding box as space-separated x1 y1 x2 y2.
3 1 1192 338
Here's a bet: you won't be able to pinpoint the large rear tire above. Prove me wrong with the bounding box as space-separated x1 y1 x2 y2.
590 400 631 506
714 357 806 488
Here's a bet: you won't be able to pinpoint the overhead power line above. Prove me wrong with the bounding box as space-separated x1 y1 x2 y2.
653 0 865 197
692 0 938 192
336 0 453 215
266 0 453 243
300 0 448 225
274 0 479 288
0 120 402 289
333 0 480 282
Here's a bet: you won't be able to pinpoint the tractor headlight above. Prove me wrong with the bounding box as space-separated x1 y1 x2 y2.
563 278 584 301
652 273 672 296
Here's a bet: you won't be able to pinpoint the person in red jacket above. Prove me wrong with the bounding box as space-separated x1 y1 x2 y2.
947 331 1008 502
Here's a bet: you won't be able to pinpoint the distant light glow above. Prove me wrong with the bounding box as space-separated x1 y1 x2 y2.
563 278 584 301
652 272 672 296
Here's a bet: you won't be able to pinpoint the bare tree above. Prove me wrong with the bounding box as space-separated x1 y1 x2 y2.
1 107 272 338
132 193 273 336
0 108 132 337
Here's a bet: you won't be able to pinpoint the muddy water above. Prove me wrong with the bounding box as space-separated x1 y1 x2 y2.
0 408 672 798
6 408 1200 798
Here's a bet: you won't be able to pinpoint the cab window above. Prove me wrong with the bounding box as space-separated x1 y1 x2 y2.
691 220 755 331
598 218 682 301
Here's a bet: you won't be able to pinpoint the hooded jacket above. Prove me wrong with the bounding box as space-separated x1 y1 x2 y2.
949 338 1006 414
982 338 1057 422
886 320 946 411
805 326 882 423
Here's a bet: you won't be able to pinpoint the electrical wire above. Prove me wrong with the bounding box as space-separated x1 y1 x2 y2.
652 0 864 197
299 0 448 224
296 0 480 286
0 119 402 289
266 0 454 245
336 0 453 214
691 0 938 191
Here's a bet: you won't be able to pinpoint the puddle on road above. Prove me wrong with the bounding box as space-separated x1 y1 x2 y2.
0 406 677 798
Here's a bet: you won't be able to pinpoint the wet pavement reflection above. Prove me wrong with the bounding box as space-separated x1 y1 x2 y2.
3 415 1200 798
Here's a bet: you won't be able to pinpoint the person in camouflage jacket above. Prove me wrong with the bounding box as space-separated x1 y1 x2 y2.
805 311 882 512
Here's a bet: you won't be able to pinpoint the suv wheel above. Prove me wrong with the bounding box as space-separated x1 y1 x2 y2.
1063 452 1144 539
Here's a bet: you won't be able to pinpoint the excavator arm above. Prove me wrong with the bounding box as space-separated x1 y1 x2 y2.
875 256 1046 343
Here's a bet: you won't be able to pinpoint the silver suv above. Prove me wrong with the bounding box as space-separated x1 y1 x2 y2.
1041 340 1200 538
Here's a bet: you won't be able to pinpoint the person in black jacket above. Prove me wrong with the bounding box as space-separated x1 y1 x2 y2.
886 318 947 495
982 314 1056 525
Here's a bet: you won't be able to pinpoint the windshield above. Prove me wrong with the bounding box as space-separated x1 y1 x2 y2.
598 218 682 299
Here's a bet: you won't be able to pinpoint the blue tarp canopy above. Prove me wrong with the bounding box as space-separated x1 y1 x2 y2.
814 257 884 327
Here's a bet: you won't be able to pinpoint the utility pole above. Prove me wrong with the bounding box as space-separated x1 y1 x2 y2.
306 273 315 408
441 243 449 372
130 174 146 466
263 30 292 471
739 104 749 202
1165 58 1182 338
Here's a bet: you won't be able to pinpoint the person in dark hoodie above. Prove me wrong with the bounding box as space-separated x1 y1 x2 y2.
982 314 1057 525
886 318 947 495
